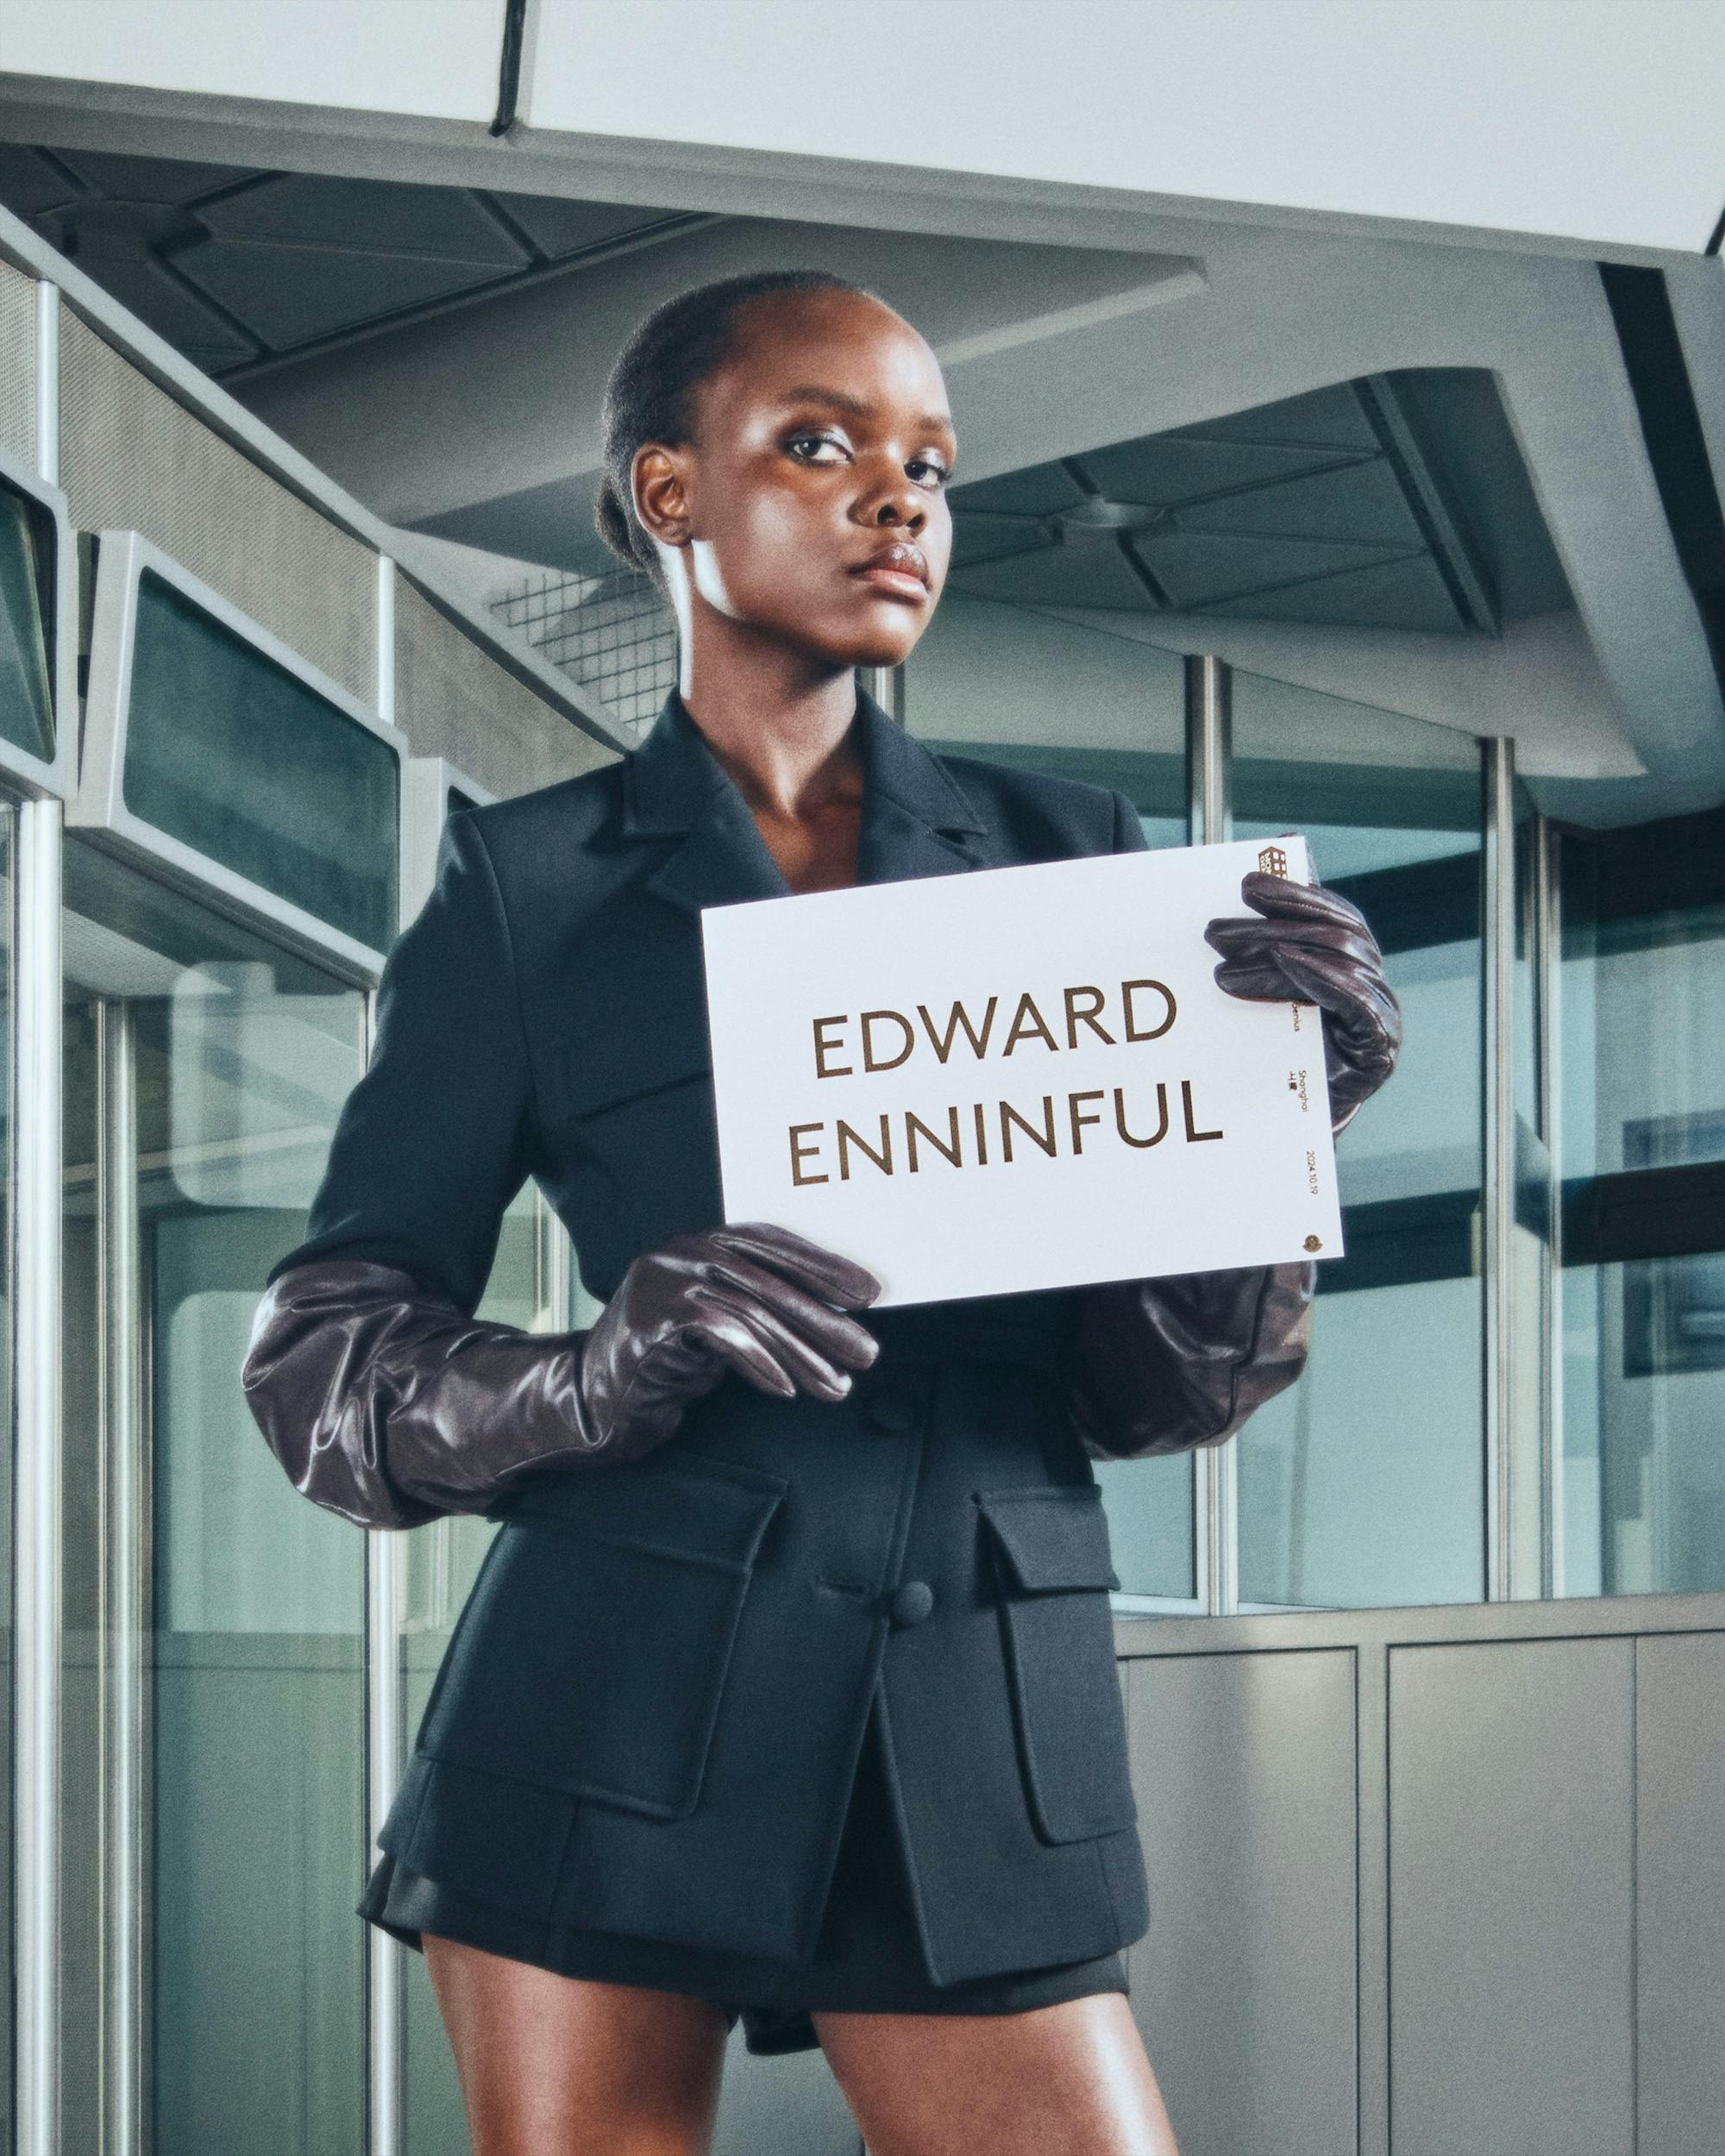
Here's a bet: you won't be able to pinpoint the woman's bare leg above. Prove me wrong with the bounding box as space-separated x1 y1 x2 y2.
812 1992 1179 2156
422 1931 730 2156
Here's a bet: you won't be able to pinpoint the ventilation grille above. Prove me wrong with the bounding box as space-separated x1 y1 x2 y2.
0 262 36 469
59 311 376 700
491 566 675 738
395 579 617 799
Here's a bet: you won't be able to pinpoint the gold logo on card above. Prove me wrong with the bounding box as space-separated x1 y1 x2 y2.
1258 845 1290 877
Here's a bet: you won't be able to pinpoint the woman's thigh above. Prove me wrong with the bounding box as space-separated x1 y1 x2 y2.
422 1930 731 2156
812 1992 1179 2156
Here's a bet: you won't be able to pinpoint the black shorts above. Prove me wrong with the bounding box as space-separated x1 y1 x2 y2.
359 1690 1128 2056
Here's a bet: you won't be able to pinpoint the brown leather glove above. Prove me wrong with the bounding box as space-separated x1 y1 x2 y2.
1070 1259 1315 1462
241 1222 881 1530
1203 869 1402 1135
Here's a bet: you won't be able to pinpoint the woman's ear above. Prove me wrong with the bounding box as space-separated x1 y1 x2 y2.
632 442 693 549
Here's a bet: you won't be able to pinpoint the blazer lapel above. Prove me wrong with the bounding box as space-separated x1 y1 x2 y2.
618 681 990 918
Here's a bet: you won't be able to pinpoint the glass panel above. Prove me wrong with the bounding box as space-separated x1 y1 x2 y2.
903 592 1195 1601
1556 809 1725 1596
0 486 55 761
1231 672 1487 1608
123 567 398 951
60 836 370 2156
401 1188 593 2156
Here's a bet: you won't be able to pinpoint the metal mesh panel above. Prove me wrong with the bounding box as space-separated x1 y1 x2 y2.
492 566 675 738
394 578 618 799
0 262 36 469
59 311 375 701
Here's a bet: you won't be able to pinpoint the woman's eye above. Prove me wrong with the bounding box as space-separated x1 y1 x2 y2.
910 457 953 487
787 431 848 463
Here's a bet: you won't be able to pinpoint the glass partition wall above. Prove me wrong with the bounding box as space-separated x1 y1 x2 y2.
60 838 373 2156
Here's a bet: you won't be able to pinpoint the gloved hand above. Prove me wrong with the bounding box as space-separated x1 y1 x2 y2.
579 1222 881 1461
241 1222 881 1530
1203 869 1402 1135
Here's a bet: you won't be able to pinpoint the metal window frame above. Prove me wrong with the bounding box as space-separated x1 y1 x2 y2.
0 438 78 804
400 753 497 926
72 528 405 985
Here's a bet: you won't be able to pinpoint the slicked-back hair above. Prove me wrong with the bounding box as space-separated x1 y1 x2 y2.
593 269 875 598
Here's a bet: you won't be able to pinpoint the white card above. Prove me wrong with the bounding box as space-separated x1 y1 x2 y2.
699 834 1342 1307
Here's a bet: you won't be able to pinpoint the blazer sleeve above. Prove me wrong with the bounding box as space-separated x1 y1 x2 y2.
264 806 536 1315
1065 791 1315 1462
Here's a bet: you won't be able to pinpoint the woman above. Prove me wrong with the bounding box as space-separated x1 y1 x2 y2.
243 267 1399 2155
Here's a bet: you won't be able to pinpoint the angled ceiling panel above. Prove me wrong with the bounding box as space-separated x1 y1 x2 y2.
72 256 258 365
948 463 1089 518
950 536 1158 610
174 235 506 347
1195 381 1381 453
1182 457 1427 546
1081 433 1364 509
950 512 1055 572
490 192 674 259
1129 527 1414 609
51 149 259 203
1203 552 1465 632
198 173 529 266
0 145 83 216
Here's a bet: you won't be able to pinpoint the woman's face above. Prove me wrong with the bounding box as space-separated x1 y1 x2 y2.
635 288 957 672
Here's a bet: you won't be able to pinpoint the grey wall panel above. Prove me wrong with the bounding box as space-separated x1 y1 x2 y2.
395 577 618 800
59 311 376 701
1126 1649 1358 2156
0 260 34 467
1637 1630 1725 2156
1388 1637 1634 2156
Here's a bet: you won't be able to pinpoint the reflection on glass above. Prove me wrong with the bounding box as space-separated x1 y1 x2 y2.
123 568 398 952
1231 672 1486 1608
0 488 53 761
1557 811 1725 1595
903 592 1195 1602
60 837 369 2154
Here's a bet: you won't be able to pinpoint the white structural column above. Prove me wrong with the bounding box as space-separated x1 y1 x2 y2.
1184 655 1238 1617
13 273 62 2156
14 794 62 2156
367 552 405 2156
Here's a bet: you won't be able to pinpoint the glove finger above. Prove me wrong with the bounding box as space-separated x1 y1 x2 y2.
687 1284 862 1399
1239 870 1372 936
1211 956 1305 1004
1204 915 1383 974
1276 947 1402 1059
697 1250 882 1369
707 1222 881 1308
675 1304 802 1399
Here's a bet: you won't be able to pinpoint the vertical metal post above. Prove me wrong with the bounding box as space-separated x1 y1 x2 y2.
99 999 145 2156
1534 815 1562 1600
15 796 62 2156
1185 655 1236 1616
1481 737 1517 1601
859 663 904 723
367 554 404 2156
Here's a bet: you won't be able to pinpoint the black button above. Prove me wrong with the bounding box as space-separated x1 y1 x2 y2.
889 1580 935 1627
862 1383 919 1432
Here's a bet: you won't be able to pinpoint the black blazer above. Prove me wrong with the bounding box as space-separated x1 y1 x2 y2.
267 683 1159 1983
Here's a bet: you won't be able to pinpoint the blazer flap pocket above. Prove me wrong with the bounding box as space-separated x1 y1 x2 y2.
978 1486 1120 1594
492 1451 787 1573
543 1028 712 1124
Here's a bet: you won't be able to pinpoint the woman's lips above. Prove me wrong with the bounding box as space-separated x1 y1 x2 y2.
850 564 928 600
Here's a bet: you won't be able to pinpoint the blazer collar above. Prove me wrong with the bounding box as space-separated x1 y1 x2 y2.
618 681 988 917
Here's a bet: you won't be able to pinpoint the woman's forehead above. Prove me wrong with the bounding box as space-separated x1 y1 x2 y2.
712 292 948 424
